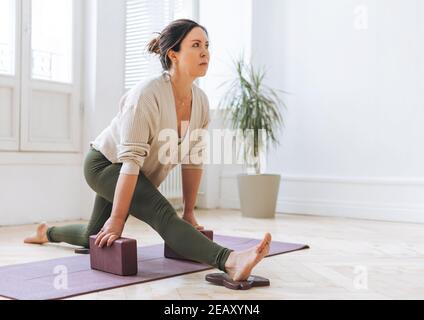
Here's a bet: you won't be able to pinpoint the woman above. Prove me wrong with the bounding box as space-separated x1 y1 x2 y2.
24 19 271 281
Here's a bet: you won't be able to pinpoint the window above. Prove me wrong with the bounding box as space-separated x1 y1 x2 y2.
0 0 82 153
124 0 197 90
31 0 73 83
0 0 16 76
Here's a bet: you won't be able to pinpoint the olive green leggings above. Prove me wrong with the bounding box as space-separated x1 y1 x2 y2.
46 146 232 271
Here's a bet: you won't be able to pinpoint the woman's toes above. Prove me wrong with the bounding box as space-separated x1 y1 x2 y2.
24 234 39 244
256 233 272 253
23 223 49 244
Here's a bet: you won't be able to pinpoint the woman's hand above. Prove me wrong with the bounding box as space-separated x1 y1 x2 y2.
94 216 126 248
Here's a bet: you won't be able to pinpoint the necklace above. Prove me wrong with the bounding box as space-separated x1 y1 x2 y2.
170 80 192 139
170 80 192 107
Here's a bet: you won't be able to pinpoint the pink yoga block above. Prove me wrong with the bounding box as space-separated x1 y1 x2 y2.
164 230 213 261
89 235 138 276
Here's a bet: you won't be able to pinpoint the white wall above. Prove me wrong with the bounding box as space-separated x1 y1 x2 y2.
217 0 424 223
197 0 252 109
80 0 126 220
0 160 83 225
196 0 252 208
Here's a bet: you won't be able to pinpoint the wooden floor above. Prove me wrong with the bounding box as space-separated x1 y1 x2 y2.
1 209 423 300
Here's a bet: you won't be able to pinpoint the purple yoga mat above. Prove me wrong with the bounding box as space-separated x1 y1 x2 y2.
0 235 309 300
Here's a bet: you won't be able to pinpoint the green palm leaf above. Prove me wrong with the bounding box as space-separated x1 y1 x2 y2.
217 56 287 174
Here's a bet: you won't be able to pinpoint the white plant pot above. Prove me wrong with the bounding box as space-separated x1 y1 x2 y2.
237 174 281 219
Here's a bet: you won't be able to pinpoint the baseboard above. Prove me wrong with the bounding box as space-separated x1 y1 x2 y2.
277 198 424 224
219 196 424 224
218 173 424 224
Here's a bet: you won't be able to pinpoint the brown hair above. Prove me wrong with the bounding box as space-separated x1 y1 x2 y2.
147 19 208 71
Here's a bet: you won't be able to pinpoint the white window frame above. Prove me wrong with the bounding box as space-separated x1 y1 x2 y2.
0 0 21 151
0 0 83 159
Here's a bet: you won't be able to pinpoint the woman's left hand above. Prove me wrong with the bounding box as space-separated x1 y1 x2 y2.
94 216 125 248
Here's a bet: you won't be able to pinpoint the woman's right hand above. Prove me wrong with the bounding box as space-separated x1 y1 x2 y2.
94 216 126 248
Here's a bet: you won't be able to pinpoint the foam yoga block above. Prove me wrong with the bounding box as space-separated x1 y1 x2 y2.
89 235 138 276
164 229 213 261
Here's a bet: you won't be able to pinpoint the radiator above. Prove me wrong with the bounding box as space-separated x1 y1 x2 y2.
158 164 183 209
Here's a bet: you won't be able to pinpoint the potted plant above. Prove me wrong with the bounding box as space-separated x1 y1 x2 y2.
218 57 286 218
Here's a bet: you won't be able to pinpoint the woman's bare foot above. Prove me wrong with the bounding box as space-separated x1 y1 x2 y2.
182 214 204 230
23 222 49 244
224 232 272 281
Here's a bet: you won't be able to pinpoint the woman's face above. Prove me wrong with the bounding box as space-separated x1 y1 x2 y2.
169 26 210 78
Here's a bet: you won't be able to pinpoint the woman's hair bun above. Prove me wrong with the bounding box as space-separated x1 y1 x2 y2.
147 35 161 55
